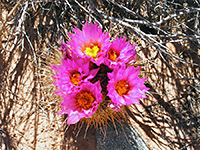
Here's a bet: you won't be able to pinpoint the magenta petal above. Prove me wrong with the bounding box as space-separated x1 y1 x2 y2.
57 81 102 125
67 21 110 66
108 102 121 112
67 111 81 124
107 65 148 107
50 56 98 95
105 36 137 69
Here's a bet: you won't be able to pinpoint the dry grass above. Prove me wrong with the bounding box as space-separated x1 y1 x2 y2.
0 0 199 149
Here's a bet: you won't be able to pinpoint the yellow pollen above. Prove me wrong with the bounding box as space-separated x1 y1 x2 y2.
115 80 130 96
70 72 81 85
76 90 95 110
85 45 100 58
108 49 119 61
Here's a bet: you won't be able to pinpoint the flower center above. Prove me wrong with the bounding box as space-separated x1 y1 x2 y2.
85 44 100 58
108 49 119 61
115 80 130 96
70 71 81 85
76 90 95 110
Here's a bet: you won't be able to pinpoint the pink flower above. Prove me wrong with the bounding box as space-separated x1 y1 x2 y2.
67 21 110 66
50 57 98 95
57 81 102 124
105 36 137 69
107 65 149 108
108 102 121 112
59 41 71 59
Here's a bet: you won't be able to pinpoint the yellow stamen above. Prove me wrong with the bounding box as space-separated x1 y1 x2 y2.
76 90 95 110
108 49 119 61
70 72 81 85
85 44 100 58
115 80 130 96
